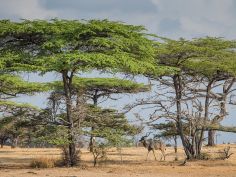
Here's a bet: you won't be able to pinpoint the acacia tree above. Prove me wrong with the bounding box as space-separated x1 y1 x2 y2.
179 37 236 146
0 101 40 148
0 34 49 148
82 105 140 166
195 77 235 146
49 77 149 151
37 96 140 165
154 37 236 158
0 19 169 166
0 75 46 148
126 37 236 159
0 50 48 100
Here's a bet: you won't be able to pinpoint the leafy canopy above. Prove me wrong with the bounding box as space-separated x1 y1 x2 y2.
0 19 170 75
157 37 236 77
49 77 150 95
0 74 49 98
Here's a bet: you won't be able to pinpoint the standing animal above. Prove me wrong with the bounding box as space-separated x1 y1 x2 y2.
139 134 166 161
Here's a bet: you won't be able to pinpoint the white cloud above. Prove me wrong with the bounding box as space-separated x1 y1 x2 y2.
0 0 57 20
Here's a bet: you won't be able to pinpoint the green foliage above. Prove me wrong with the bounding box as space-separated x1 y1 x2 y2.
0 100 40 112
73 77 150 93
153 122 178 139
0 74 49 97
80 104 139 151
83 105 139 136
0 102 41 148
2 18 236 162
37 125 70 146
0 115 25 139
0 19 171 75
49 77 150 95
157 37 236 78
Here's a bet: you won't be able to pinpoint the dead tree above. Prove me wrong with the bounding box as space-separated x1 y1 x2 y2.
222 146 234 160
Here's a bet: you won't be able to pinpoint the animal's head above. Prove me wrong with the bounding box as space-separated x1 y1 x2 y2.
139 136 146 143
139 132 151 143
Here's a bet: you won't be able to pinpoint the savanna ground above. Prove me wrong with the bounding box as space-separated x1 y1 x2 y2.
0 144 236 177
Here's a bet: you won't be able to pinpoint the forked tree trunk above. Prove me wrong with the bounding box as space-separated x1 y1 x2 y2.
207 78 235 146
173 75 206 160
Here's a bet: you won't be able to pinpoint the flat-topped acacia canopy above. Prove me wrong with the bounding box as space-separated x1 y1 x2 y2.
156 37 236 78
82 104 138 135
0 19 171 75
0 74 49 98
49 77 150 96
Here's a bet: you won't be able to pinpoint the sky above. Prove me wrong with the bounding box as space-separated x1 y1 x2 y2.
0 0 236 39
1 0 236 144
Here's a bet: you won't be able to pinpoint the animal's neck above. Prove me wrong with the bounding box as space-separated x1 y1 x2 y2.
143 140 149 148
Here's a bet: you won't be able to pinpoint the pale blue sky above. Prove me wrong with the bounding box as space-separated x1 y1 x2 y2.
1 0 236 144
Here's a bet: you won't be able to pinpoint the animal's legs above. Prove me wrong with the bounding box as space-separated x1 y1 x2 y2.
146 151 150 161
152 150 157 161
161 150 165 161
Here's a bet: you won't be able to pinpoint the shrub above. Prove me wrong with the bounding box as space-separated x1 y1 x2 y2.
218 146 234 160
199 152 211 160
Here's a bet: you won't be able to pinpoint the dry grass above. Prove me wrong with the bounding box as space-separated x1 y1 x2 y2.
30 156 60 168
0 144 236 177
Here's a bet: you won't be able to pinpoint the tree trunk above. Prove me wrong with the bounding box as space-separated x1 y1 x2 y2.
208 130 216 146
173 75 193 159
62 72 78 166
174 135 178 161
89 92 98 152
0 138 4 148
89 127 95 152
174 135 177 154
197 80 214 156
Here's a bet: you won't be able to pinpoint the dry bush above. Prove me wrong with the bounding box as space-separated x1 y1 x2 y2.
30 157 59 168
199 152 212 160
30 146 82 167
218 146 234 160
92 146 108 167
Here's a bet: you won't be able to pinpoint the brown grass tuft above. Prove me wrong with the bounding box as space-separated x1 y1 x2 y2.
30 157 59 168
